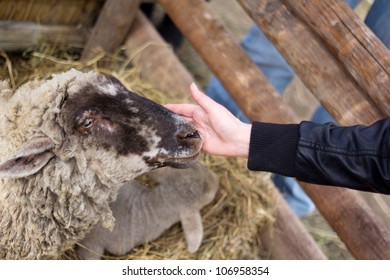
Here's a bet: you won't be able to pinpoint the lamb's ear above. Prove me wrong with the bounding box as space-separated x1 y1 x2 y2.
0 137 55 178
180 209 203 253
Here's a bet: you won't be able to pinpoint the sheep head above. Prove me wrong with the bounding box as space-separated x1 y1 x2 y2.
0 69 202 185
0 69 204 259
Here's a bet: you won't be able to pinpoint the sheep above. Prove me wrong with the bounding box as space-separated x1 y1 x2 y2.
76 162 219 259
0 69 202 259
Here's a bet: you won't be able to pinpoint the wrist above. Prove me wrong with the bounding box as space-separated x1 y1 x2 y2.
234 123 252 158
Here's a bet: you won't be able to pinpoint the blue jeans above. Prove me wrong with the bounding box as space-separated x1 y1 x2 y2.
206 0 389 217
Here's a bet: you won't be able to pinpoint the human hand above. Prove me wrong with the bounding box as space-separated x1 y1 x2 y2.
165 83 251 158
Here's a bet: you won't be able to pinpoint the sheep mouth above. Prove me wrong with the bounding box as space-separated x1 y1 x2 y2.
146 151 201 169
165 152 201 168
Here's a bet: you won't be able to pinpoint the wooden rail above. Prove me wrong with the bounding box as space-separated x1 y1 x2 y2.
81 0 141 60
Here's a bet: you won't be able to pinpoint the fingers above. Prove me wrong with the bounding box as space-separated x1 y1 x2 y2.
165 83 220 120
190 83 218 114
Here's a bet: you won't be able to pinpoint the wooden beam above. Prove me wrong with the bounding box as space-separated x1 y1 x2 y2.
0 0 103 25
0 21 86 52
125 11 326 259
282 0 390 116
300 182 390 259
81 0 141 60
158 0 390 259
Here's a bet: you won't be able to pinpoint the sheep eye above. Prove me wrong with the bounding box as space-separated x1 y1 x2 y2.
82 118 94 128
76 117 96 133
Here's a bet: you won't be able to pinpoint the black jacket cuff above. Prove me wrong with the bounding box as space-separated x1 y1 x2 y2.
247 122 299 177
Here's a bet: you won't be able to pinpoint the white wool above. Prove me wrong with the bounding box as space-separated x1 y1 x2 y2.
0 70 120 259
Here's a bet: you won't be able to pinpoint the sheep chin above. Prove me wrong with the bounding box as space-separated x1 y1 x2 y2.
164 152 201 169
146 151 201 169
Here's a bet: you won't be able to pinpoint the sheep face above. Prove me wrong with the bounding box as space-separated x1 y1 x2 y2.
56 73 201 185
0 69 202 184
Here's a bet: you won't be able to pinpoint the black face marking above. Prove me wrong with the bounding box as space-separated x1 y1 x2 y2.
59 75 173 155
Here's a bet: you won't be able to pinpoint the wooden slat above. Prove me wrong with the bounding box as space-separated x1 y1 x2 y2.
0 21 87 52
0 0 103 26
125 11 326 259
81 0 141 60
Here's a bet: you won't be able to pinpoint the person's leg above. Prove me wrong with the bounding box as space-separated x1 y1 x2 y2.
241 26 296 94
272 176 315 217
365 0 390 48
206 77 250 122
345 0 361 9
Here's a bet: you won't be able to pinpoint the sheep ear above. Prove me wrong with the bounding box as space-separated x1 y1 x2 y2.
0 137 55 178
180 209 203 253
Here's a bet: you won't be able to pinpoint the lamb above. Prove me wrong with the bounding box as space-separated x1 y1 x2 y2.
0 69 203 259
77 162 219 259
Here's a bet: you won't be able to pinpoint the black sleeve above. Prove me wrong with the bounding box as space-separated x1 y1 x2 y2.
248 119 390 194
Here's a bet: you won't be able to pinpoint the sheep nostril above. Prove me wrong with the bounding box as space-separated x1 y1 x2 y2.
187 130 200 139
178 130 201 140
185 130 200 139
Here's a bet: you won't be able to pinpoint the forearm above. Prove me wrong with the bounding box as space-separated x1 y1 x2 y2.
248 119 390 194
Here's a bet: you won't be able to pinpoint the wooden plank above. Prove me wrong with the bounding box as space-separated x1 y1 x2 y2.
300 182 390 259
0 0 103 26
0 21 87 52
159 0 390 259
282 0 390 116
81 0 141 60
125 11 326 260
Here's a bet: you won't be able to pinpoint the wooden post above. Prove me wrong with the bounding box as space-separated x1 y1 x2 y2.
125 12 327 259
81 0 141 60
281 0 390 116
158 0 390 259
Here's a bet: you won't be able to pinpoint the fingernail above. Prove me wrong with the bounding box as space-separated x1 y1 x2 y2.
191 82 199 91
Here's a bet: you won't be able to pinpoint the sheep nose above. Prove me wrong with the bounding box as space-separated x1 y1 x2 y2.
177 130 201 140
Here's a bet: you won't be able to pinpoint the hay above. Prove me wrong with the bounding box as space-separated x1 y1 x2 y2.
0 47 276 260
